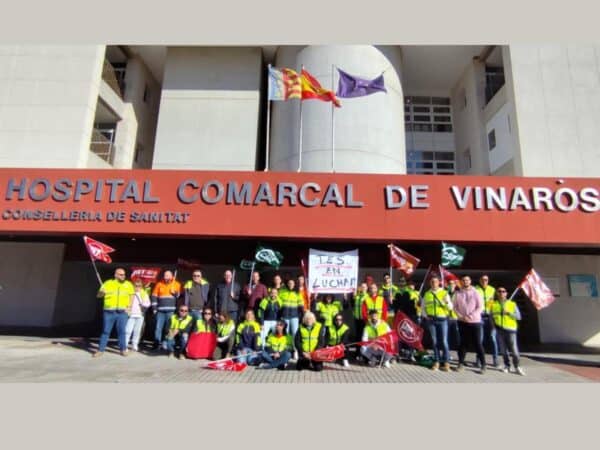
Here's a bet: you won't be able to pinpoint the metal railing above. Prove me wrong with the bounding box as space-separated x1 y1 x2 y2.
90 128 116 165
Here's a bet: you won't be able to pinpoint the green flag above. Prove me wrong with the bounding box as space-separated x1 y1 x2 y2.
239 259 255 270
255 246 283 269
441 242 466 267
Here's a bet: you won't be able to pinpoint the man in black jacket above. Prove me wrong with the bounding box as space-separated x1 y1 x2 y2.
211 270 241 323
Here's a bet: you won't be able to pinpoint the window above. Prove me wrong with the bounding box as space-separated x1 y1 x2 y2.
404 95 453 132
406 150 456 175
488 129 496 151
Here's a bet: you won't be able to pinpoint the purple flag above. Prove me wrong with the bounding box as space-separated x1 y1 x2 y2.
336 68 387 98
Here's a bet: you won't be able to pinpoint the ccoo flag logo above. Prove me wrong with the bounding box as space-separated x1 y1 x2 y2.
255 246 283 269
441 242 466 268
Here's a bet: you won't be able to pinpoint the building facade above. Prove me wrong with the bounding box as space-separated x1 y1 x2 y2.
0 45 598 347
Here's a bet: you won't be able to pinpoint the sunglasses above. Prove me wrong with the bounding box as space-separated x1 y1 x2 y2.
179 309 188 312
193 274 201 277
203 312 212 315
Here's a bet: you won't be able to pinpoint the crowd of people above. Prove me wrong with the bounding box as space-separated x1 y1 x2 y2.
92 267 525 375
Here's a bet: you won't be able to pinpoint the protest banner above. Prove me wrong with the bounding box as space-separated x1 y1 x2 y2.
308 248 358 294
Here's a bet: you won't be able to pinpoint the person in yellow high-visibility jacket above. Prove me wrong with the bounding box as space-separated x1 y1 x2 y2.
490 287 525 376
93 268 135 358
421 276 453 372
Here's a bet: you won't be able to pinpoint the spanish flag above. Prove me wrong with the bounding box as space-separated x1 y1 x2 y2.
301 68 341 107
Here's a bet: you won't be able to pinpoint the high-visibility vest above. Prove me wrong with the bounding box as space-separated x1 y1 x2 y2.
258 296 282 320
364 295 385 316
183 278 208 290
490 300 518 331
423 288 450 318
217 320 235 338
476 285 496 313
235 320 262 346
266 333 292 352
299 322 323 352
169 314 193 331
364 321 390 339
378 283 399 303
279 288 303 318
329 323 349 346
353 292 368 319
195 319 215 333
100 279 135 311
316 302 341 328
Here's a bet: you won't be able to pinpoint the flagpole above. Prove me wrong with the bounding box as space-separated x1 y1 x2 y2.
265 64 272 172
418 264 433 298
298 64 304 172
247 261 256 291
388 243 393 310
439 264 444 287
509 287 520 300
90 258 103 287
331 63 335 173
231 268 236 297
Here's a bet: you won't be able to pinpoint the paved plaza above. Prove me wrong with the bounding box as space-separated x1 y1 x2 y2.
1 336 599 383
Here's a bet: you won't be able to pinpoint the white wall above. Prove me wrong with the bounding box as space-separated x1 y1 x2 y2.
532 254 600 348
270 45 405 173
507 45 600 177
0 45 105 168
450 60 490 175
152 47 263 170
485 101 514 173
110 56 161 169
0 242 65 327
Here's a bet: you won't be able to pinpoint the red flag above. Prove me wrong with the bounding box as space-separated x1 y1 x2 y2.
519 268 556 310
186 332 217 359
393 311 424 351
83 235 115 263
438 265 461 288
310 344 345 362
206 359 248 372
130 267 161 284
357 331 399 355
389 244 420 276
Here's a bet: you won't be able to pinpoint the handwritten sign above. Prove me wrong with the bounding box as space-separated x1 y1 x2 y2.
308 249 359 294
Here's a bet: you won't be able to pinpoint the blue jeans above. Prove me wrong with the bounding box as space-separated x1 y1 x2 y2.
497 328 520 368
426 317 449 363
236 347 261 365
482 315 499 363
165 332 189 354
260 350 292 369
190 309 202 321
98 310 129 352
154 310 174 344
283 317 299 347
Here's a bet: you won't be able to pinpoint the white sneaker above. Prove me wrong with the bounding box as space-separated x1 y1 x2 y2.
502 366 509 373
516 366 526 376
383 360 391 369
368 360 377 367
342 359 350 368
258 363 271 369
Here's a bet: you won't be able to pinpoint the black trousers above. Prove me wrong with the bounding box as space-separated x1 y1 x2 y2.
296 357 323 372
457 321 486 367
